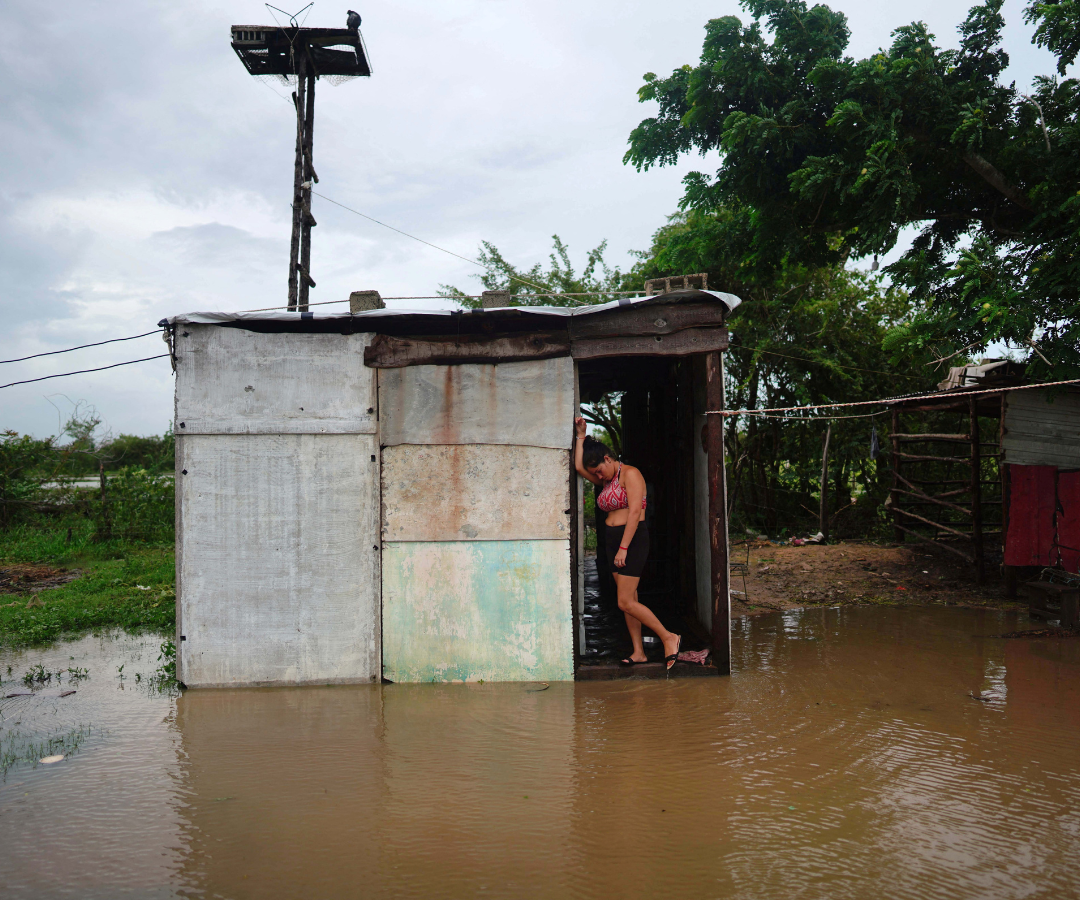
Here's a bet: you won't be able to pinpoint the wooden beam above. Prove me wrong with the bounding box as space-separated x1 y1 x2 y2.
893 506 972 539
572 327 728 361
895 433 971 442
892 523 975 562
891 406 903 542
568 303 726 340
970 397 984 584
364 332 570 368
705 351 730 676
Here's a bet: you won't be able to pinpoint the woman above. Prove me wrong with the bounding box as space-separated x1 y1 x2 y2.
574 417 681 669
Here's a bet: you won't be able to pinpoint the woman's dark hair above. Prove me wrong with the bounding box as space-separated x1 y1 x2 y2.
582 436 616 469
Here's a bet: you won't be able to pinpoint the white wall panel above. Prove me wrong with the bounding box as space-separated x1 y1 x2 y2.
174 326 376 434
1004 390 1080 468
176 433 381 687
381 444 570 542
377 357 575 449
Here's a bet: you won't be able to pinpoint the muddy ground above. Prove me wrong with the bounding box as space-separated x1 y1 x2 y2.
0 564 80 597
729 540 1020 617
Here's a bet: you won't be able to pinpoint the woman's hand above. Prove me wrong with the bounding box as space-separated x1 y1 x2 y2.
574 416 588 440
614 547 627 568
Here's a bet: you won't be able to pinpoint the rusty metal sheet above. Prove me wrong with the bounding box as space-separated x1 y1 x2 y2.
377 358 575 449
1003 390 1080 468
176 433 381 687
381 540 574 683
382 445 570 542
174 326 377 434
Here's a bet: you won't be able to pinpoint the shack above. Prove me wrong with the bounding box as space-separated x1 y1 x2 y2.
163 287 740 687
889 361 1080 625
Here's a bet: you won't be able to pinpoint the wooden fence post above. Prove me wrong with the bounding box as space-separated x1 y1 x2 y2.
819 422 832 542
970 396 984 584
706 351 730 675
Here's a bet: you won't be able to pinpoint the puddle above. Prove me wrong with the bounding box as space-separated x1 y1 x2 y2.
1 607 1078 899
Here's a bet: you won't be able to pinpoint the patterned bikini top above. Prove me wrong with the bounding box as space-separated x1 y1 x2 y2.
596 464 647 513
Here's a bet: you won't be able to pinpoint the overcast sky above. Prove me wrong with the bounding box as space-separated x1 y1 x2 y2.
0 0 1060 438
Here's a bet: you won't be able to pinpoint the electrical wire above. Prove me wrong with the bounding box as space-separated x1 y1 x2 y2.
0 331 160 366
710 376 1080 418
0 355 171 391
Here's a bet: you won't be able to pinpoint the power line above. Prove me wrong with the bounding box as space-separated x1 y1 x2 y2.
0 355 171 391
0 331 160 366
710 376 1080 418
311 191 579 299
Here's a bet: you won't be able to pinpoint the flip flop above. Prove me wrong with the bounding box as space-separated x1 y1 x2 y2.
619 657 649 667
664 635 682 671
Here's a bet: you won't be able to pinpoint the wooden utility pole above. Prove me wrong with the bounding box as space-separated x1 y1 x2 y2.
706 351 730 675
229 23 371 311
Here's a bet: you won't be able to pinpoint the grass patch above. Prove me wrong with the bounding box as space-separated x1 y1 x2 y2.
0 516 174 649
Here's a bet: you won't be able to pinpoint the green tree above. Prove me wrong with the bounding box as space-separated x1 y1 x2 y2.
440 235 626 308
625 0 1080 380
630 209 927 535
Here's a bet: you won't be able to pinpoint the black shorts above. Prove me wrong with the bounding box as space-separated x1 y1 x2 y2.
605 523 649 579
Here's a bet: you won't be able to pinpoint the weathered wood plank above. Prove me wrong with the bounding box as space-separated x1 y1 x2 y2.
381 540 574 683
364 332 570 368
382 445 570 541
896 433 971 442
377 357 575 449
571 327 729 360
705 352 730 676
568 303 726 340
176 433 381 687
175 326 376 435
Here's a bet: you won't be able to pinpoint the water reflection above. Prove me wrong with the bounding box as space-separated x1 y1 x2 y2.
2 608 1078 899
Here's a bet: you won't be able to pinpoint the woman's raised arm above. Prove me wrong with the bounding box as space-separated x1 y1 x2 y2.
574 417 601 485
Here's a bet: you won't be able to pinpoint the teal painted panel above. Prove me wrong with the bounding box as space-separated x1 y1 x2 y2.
383 541 573 683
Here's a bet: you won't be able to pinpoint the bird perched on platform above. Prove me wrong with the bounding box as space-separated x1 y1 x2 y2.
346 10 361 31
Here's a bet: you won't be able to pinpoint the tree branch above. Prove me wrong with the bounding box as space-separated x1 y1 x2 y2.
962 152 1034 211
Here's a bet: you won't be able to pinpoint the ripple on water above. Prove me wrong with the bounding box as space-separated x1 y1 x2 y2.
0 607 1077 899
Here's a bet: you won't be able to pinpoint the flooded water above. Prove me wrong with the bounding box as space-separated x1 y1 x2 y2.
1 608 1078 899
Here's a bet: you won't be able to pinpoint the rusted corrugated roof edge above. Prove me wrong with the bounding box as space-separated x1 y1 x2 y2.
162 289 741 327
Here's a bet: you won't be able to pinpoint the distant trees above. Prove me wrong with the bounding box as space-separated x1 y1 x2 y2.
625 0 1080 381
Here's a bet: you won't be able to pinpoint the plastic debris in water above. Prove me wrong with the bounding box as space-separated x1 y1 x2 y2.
40 755 65 765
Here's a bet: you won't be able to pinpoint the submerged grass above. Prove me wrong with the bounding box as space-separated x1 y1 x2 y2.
0 517 174 649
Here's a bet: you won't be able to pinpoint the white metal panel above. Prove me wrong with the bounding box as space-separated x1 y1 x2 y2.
381 444 570 542
176 433 381 687
1003 390 1080 468
174 326 377 434
377 358 575 449
382 540 574 683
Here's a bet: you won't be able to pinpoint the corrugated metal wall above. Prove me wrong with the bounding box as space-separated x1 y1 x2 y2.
175 326 382 687
380 359 576 683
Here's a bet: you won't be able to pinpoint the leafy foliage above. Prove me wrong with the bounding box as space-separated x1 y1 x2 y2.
630 209 928 535
440 235 627 307
625 0 1080 380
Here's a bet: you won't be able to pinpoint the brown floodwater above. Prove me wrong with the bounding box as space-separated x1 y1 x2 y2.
1 607 1078 899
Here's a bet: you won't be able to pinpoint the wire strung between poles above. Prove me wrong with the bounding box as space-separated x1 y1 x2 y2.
0 331 161 365
708 377 1080 418
0 355 171 390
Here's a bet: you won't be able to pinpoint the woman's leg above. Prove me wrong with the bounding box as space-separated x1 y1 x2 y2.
615 574 680 664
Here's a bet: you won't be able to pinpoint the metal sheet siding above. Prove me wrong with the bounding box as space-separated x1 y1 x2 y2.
1003 390 1080 468
381 540 574 683
381 445 570 542
174 326 377 434
377 357 575 448
176 433 381 686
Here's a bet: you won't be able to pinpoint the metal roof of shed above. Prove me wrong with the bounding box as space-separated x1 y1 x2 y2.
162 289 741 329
